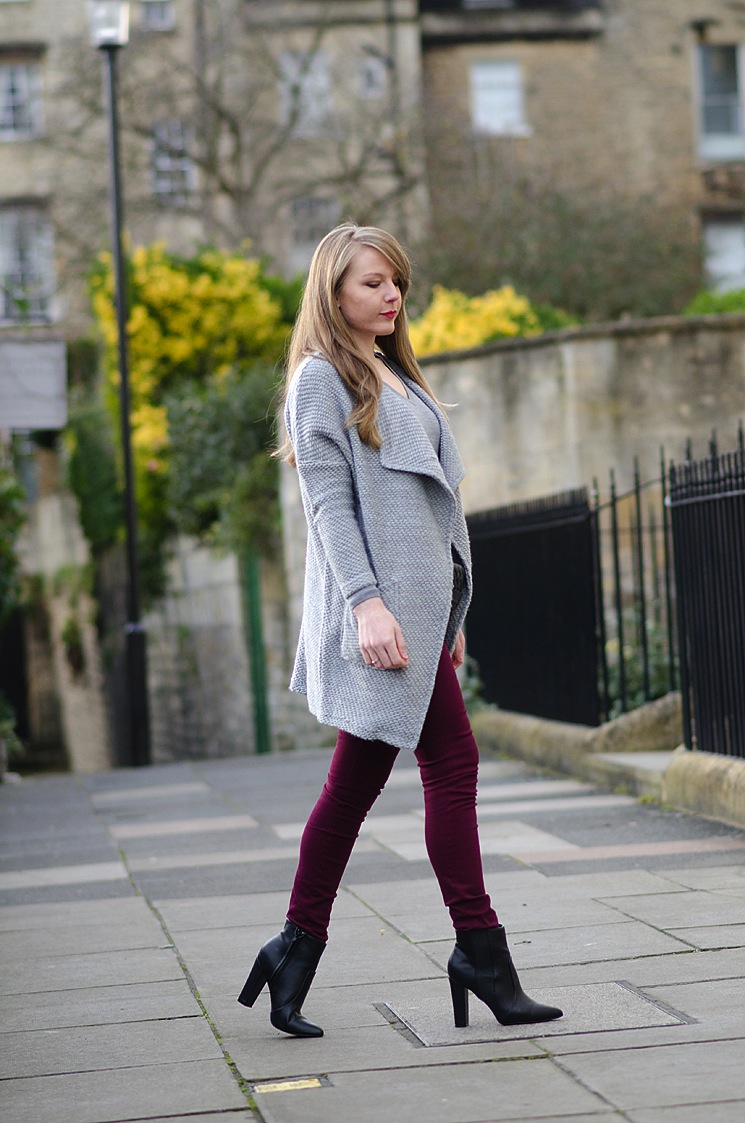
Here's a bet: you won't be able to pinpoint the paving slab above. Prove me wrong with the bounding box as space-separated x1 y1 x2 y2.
0 1058 248 1123
598 888 745 928
655 864 745 889
559 1039 745 1110
0 895 159 932
627 1103 745 1123
0 880 136 907
0 1016 222 1079
154 888 373 934
0 860 128 891
668 923 745 949
512 946 745 989
0 979 199 1032
0 946 184 996
0 918 169 960
249 1057 610 1123
108 813 259 839
643 975 745 1020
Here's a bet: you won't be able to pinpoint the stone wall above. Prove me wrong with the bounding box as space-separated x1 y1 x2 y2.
144 537 331 762
422 313 745 512
19 460 113 773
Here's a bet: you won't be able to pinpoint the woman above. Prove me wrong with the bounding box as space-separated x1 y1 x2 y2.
238 223 562 1037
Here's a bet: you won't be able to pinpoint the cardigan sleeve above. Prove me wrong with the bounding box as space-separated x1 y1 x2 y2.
287 360 379 609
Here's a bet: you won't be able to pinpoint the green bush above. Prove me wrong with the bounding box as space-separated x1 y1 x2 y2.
683 288 745 315
0 463 26 625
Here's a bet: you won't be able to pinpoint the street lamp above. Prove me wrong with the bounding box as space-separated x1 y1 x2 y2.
88 0 151 766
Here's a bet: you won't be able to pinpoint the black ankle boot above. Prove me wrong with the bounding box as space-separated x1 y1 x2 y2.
238 920 326 1037
448 925 563 1027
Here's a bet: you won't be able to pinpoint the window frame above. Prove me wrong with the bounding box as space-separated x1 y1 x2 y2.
0 205 55 325
469 58 531 138
140 0 177 33
288 195 340 274
696 42 745 162
701 213 745 291
0 59 43 142
150 119 197 208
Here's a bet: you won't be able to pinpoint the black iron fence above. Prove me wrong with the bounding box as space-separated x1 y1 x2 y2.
466 425 744 744
467 489 602 726
593 457 677 722
669 442 745 758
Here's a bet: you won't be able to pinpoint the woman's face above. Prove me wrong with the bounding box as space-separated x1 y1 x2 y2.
337 245 401 353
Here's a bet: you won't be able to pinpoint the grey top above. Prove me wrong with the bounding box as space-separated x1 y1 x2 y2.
285 354 472 750
383 381 441 457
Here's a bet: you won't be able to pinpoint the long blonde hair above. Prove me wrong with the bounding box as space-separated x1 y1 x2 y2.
278 223 438 462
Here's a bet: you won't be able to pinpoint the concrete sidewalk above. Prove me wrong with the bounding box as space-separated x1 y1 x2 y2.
2 748 745 1123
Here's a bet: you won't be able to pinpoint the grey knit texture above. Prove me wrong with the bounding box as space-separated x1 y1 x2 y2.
286 355 472 751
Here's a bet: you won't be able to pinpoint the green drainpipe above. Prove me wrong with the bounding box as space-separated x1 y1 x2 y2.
241 550 271 754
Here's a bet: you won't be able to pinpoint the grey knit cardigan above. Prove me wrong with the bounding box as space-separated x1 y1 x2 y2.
286 354 473 751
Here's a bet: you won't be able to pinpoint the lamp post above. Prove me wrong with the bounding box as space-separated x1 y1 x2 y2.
88 0 151 766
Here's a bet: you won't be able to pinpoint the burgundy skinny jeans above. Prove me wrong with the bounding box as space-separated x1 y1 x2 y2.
287 644 499 942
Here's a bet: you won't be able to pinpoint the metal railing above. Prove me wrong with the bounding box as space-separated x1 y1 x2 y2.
466 425 744 738
467 488 602 726
669 433 745 757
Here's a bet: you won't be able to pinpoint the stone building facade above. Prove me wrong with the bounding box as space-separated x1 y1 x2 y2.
4 2 745 338
420 1 745 292
0 0 425 337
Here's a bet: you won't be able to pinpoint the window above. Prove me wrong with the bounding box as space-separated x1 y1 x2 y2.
698 44 745 161
140 1 176 32
470 59 529 136
0 61 42 141
151 120 197 207
702 215 745 291
288 196 340 274
278 51 333 138
0 207 54 323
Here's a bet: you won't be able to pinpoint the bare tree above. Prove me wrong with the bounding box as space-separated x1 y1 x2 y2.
46 0 424 289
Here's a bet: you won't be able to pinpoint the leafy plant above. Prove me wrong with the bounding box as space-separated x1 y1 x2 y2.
0 463 26 626
605 615 672 721
81 243 296 598
61 614 86 679
65 393 122 555
0 690 24 766
683 288 745 315
166 364 282 554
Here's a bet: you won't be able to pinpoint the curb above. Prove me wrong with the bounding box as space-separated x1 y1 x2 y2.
471 696 745 829
663 745 745 831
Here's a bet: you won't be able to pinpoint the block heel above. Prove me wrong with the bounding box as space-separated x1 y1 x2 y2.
449 976 470 1027
237 956 267 1008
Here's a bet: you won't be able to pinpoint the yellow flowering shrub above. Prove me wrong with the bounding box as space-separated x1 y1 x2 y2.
89 243 293 596
409 285 546 356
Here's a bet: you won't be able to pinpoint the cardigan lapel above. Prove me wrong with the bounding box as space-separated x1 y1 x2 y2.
378 379 465 493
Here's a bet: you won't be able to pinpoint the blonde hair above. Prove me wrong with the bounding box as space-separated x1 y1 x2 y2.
278 223 438 463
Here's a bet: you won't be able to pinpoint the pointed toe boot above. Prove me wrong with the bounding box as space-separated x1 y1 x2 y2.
448 925 563 1028
238 920 326 1037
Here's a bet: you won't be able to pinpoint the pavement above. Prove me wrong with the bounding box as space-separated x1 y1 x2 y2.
2 747 745 1123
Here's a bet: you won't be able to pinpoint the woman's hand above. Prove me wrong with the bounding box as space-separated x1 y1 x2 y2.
353 596 408 670
452 628 466 670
